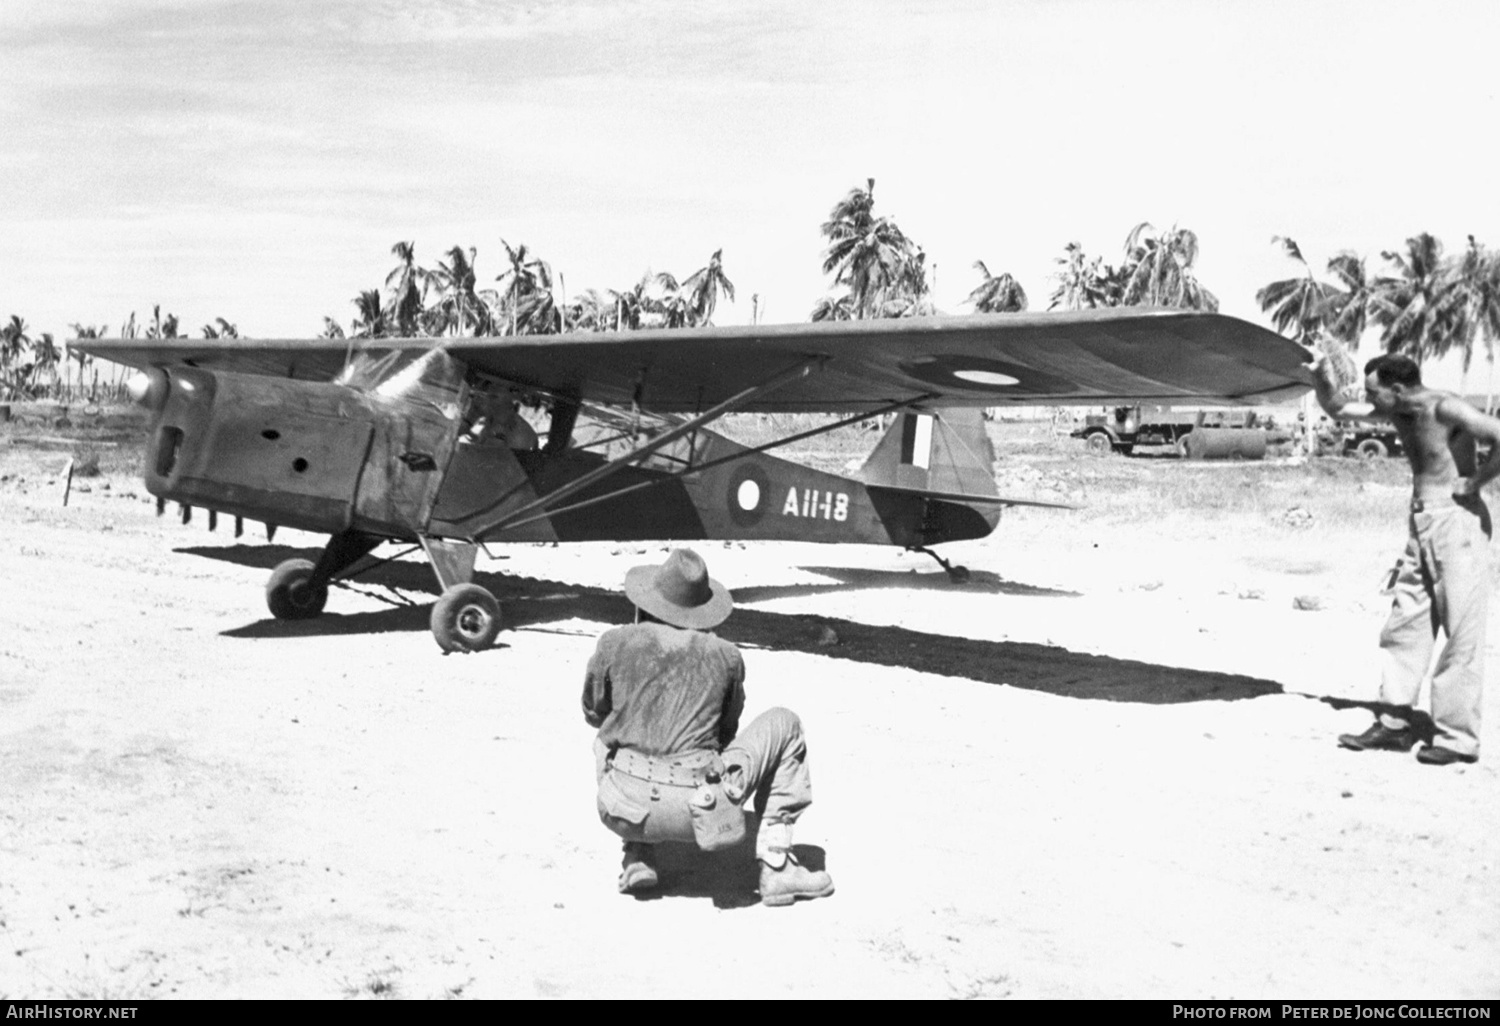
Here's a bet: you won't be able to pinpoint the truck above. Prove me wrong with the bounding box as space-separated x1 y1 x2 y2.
1303 416 1403 458
1335 421 1403 459
1070 405 1271 456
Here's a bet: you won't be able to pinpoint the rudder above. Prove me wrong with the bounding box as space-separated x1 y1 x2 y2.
856 409 998 499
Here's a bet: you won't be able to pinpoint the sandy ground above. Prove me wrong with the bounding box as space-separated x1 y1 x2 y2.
1 448 1498 999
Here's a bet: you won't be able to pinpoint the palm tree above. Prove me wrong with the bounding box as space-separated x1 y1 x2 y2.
143 305 181 340
201 317 239 340
318 317 346 340
651 271 692 329
967 260 1028 313
1322 251 1373 348
385 241 428 336
608 272 655 330
1047 243 1124 310
2 316 32 400
818 178 919 319
1255 237 1341 343
1369 233 1466 363
1448 235 1500 401
1255 239 1365 408
30 333 60 396
681 249 736 326
512 289 563 335
1120 223 1218 310
567 289 615 332
810 293 855 322
351 289 390 338
427 246 494 337
877 248 937 318
67 323 106 398
495 240 552 334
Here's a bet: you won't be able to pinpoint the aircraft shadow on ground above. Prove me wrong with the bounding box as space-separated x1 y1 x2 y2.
733 565 1079 602
181 543 1283 706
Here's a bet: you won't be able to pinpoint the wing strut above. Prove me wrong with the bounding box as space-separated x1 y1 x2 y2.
493 395 936 533
471 357 823 538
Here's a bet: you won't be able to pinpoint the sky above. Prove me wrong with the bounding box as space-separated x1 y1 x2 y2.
2 0 1498 382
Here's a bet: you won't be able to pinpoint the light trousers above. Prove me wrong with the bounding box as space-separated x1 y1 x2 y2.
1377 497 1492 756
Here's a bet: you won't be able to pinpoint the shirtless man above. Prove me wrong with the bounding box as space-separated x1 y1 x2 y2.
1313 353 1500 765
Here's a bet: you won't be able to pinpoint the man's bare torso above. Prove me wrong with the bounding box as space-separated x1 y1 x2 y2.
1388 389 1479 500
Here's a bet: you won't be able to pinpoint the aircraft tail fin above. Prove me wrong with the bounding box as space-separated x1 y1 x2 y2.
857 409 998 499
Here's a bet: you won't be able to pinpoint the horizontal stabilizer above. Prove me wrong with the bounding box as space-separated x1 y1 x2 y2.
865 483 1080 510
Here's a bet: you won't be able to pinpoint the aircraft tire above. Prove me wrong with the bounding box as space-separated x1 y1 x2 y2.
431 583 502 654
266 558 328 620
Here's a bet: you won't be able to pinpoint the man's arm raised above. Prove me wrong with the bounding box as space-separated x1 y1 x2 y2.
1306 352 1375 420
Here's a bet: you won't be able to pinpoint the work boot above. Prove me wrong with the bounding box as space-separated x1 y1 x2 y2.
617 841 659 894
1338 721 1417 752
1415 746 1478 766
756 821 834 908
759 855 835 907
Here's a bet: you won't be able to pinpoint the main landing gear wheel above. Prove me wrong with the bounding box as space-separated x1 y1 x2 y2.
431 583 502 654
266 558 328 620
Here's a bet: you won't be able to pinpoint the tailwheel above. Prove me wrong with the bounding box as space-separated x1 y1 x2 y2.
910 546 971 584
266 558 328 620
431 583 502 654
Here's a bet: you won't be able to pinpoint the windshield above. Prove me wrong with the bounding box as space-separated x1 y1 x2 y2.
333 344 466 419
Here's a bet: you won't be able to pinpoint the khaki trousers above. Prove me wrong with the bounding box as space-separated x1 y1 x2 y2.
1377 496 1492 756
595 707 814 845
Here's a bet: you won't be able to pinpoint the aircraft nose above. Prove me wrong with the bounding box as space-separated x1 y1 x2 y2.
126 368 169 411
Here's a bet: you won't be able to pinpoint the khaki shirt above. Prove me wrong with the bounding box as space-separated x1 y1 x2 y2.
582 622 745 757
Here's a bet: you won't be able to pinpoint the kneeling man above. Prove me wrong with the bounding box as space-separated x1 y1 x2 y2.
582 548 834 906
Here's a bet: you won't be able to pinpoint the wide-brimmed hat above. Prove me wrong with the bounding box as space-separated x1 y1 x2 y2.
623 548 732 629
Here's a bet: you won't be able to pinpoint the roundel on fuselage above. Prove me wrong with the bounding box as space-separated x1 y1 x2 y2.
898 355 1078 395
727 463 771 527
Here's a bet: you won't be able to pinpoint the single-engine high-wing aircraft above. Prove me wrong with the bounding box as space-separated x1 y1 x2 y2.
75 308 1309 652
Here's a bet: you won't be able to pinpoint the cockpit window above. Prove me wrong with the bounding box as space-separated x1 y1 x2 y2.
334 344 465 418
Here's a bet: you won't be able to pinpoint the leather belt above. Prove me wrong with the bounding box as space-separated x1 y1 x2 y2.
1411 495 1481 513
607 747 722 788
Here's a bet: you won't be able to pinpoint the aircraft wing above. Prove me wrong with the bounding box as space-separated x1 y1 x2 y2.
73 308 1312 412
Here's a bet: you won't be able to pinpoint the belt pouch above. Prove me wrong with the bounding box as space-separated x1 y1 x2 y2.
597 771 650 842
689 774 746 851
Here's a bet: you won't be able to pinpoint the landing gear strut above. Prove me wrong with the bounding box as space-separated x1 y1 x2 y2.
263 531 504 653
421 537 500 654
910 546 971 584
265 529 383 623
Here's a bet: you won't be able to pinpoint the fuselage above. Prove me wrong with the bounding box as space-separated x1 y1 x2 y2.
136 365 1001 550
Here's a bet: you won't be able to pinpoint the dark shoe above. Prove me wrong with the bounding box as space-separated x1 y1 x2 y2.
1338 722 1417 752
1416 746 1478 766
618 842 659 893
759 855 835 908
